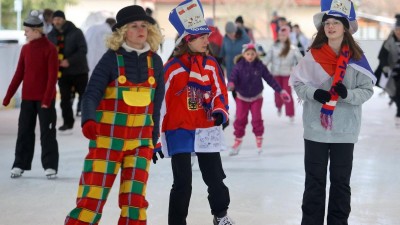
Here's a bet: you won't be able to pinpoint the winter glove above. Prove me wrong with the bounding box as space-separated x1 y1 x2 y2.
212 113 224 126
152 151 165 164
2 97 10 106
82 120 98 140
313 89 331 104
222 120 230 130
333 82 348 99
279 90 291 103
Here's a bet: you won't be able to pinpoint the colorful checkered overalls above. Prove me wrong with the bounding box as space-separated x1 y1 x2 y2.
65 52 157 225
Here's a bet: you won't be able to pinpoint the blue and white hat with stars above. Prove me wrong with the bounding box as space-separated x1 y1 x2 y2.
169 0 211 46
313 0 358 34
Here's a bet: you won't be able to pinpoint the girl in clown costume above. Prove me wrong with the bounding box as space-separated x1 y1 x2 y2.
161 0 233 224
289 0 376 224
64 5 164 225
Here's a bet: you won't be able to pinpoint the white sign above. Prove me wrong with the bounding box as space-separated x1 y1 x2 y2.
194 126 225 152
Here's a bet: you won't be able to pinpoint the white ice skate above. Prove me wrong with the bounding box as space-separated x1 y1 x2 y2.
229 138 242 156
11 167 24 178
45 168 57 179
213 215 235 225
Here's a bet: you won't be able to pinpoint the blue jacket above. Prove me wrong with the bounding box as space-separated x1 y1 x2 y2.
220 28 250 79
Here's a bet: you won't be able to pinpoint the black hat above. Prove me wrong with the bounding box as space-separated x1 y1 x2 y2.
235 16 244 24
23 10 43 28
395 14 400 28
112 5 156 31
53 10 65 20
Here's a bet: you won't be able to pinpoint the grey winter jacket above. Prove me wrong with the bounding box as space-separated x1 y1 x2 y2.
293 65 374 143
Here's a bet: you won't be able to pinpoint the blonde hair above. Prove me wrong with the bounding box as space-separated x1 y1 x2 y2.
106 22 163 51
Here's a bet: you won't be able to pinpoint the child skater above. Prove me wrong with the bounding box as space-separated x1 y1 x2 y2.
289 0 376 224
228 43 291 155
264 25 303 121
161 0 233 224
3 11 59 179
64 5 164 225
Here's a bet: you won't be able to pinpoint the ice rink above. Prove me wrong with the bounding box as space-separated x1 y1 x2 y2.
0 86 399 225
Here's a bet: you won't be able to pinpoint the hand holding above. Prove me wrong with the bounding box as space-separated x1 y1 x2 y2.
279 90 291 103
82 120 98 140
333 82 348 99
313 89 331 104
212 113 224 126
152 151 165 164
60 59 70 68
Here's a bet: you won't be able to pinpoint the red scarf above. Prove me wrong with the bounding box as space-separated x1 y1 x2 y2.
311 44 350 130
176 54 213 117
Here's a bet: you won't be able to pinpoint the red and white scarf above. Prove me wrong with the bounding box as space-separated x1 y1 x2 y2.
311 44 350 130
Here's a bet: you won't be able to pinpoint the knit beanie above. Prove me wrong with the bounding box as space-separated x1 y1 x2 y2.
53 10 66 20
225 21 236 33
235 16 244 24
23 10 43 28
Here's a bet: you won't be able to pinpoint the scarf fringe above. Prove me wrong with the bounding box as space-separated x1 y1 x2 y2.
320 113 332 130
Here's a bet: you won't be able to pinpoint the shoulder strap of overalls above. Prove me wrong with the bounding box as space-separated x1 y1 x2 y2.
115 51 156 87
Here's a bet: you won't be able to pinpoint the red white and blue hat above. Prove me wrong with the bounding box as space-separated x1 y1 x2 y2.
313 0 358 34
169 0 211 46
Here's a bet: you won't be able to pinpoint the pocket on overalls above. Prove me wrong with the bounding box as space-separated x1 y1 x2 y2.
122 88 151 107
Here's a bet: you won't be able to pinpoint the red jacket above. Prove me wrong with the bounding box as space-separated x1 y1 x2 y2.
4 36 58 106
208 26 223 56
162 54 229 131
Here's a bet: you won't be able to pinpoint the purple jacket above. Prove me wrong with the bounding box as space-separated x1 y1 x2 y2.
229 58 282 98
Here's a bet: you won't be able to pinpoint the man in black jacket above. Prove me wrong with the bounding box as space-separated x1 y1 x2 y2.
48 10 89 132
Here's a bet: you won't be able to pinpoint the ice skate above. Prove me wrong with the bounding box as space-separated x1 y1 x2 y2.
11 167 24 178
229 138 242 156
45 168 57 179
256 136 263 154
213 214 235 225
396 117 400 128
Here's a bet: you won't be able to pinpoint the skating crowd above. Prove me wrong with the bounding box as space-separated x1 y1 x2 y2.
4 0 400 224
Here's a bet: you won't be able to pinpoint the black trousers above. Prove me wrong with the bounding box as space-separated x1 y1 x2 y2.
12 100 59 171
168 152 230 225
58 73 88 126
301 139 354 225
